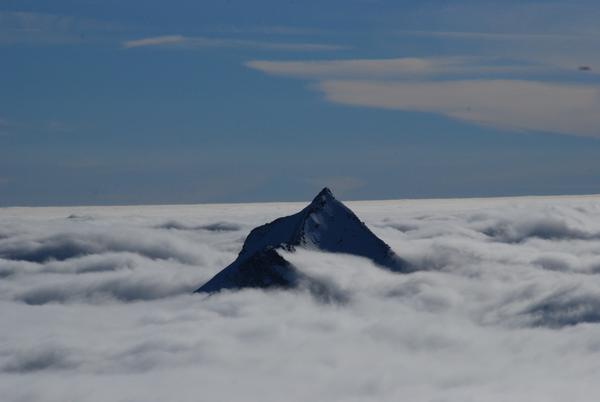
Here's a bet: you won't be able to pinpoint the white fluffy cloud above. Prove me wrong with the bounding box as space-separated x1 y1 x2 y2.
2 196 600 401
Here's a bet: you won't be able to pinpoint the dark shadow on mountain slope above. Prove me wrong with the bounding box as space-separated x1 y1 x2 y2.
195 247 349 304
197 248 298 293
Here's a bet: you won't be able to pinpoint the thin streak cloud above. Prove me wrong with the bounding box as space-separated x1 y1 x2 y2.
123 35 345 51
0 11 121 45
122 35 185 48
246 57 542 79
396 30 596 41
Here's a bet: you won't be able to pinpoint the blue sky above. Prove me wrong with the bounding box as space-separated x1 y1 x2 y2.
1 0 600 205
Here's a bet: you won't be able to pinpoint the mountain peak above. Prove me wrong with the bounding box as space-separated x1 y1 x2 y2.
313 187 335 202
195 188 407 293
306 187 337 213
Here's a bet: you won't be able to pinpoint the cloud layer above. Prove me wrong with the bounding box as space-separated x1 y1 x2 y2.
2 197 600 401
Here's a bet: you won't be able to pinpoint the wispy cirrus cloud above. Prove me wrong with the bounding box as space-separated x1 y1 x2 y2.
0 11 121 45
122 35 345 51
0 11 81 45
246 57 547 79
317 79 600 138
395 30 598 41
247 57 600 138
122 35 186 48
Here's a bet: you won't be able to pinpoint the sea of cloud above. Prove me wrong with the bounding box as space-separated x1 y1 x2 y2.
2 196 600 402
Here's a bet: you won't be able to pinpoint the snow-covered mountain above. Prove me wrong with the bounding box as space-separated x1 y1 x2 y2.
195 188 406 293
